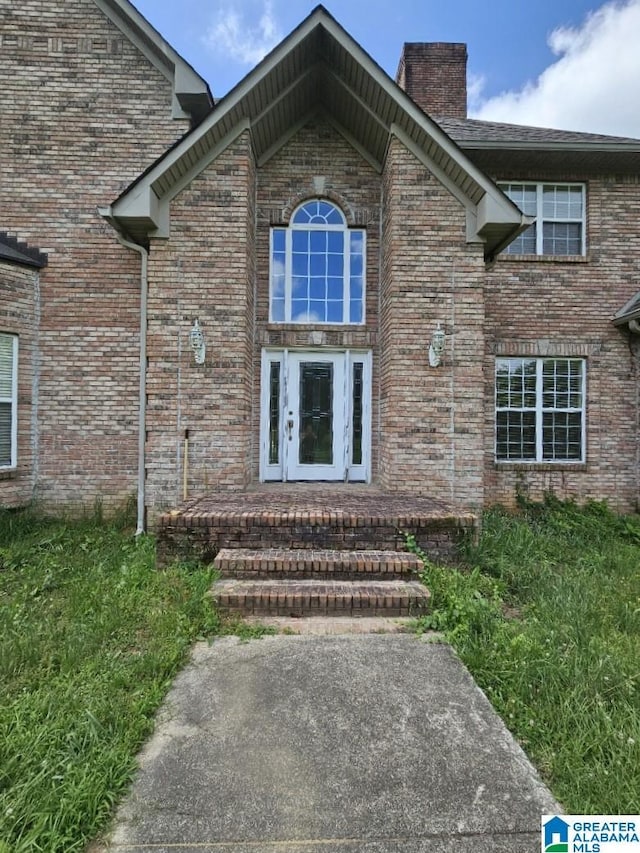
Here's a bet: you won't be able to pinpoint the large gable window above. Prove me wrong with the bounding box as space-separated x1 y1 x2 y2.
0 333 18 469
495 358 585 463
499 183 585 256
270 200 365 324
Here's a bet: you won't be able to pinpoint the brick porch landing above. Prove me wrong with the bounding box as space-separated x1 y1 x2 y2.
156 485 477 567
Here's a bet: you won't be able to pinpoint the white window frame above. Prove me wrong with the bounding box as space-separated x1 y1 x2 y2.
495 357 586 463
499 182 586 256
0 333 18 469
269 200 366 325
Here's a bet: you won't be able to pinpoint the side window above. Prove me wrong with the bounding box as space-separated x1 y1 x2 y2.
270 200 365 324
495 357 585 462
0 333 18 468
499 183 585 257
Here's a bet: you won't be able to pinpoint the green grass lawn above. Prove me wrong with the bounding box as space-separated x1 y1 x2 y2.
0 507 220 852
0 498 638 851
413 497 640 814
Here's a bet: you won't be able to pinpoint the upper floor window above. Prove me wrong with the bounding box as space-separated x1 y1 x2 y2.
0 333 18 468
495 357 585 463
270 200 365 324
499 183 586 256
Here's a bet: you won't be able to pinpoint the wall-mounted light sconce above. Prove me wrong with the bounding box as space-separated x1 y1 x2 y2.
189 319 206 365
428 322 445 368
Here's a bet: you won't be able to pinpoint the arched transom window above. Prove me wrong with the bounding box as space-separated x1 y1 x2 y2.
270 200 365 324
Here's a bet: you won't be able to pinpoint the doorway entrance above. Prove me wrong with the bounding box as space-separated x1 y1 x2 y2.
260 349 371 482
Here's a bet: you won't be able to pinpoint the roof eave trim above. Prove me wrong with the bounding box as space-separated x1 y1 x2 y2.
612 313 640 327
612 310 640 330
459 140 640 153
92 0 212 121
106 119 252 238
108 5 527 254
0 234 48 268
482 215 535 263
613 291 640 326
109 11 332 206
316 14 539 204
389 124 526 257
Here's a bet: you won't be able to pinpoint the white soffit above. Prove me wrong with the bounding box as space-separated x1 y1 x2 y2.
105 6 524 256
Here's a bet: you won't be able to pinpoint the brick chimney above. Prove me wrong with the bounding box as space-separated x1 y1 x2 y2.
395 42 468 118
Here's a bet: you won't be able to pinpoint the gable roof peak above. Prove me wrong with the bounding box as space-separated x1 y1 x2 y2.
103 7 527 259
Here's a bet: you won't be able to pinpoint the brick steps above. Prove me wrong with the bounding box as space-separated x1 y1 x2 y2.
156 489 476 567
212 547 422 579
211 578 430 618
158 489 471 624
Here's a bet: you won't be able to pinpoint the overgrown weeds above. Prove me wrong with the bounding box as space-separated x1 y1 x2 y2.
0 508 219 852
2 498 639 848
410 496 640 813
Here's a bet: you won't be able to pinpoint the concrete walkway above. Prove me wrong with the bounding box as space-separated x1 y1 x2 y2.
101 635 559 852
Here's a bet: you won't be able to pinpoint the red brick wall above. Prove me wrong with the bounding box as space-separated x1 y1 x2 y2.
380 137 486 510
485 174 640 512
253 119 382 480
144 132 256 510
0 262 39 506
0 0 190 510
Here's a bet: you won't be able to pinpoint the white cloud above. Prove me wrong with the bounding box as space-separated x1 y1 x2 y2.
466 72 486 114
473 0 640 138
205 0 283 66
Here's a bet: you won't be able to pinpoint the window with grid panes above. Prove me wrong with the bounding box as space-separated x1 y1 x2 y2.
498 183 585 256
270 200 365 324
0 333 18 468
495 358 585 462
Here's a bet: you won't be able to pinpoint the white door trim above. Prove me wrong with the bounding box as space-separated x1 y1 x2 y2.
259 348 371 483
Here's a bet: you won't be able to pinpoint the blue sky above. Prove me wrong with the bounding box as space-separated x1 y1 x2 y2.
133 0 640 137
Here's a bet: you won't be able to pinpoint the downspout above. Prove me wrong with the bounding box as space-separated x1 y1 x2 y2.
115 234 149 536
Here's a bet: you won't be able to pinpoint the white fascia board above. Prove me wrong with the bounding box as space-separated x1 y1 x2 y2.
92 0 211 119
613 291 640 325
108 16 329 213
613 309 640 326
461 139 640 152
162 120 252 205
108 6 521 242
317 14 526 199
112 120 251 238
476 190 527 232
111 184 162 228
389 123 473 213
389 124 526 249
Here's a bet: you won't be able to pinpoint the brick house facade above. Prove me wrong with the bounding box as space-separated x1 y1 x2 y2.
2 2 640 524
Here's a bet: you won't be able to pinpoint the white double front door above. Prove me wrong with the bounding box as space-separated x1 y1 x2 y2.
260 349 371 482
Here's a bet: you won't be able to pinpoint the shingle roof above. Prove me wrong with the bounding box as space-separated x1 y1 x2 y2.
437 117 640 147
435 117 640 175
0 232 48 268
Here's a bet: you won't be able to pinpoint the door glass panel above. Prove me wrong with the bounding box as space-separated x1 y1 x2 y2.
352 362 363 465
299 362 333 465
268 362 280 465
